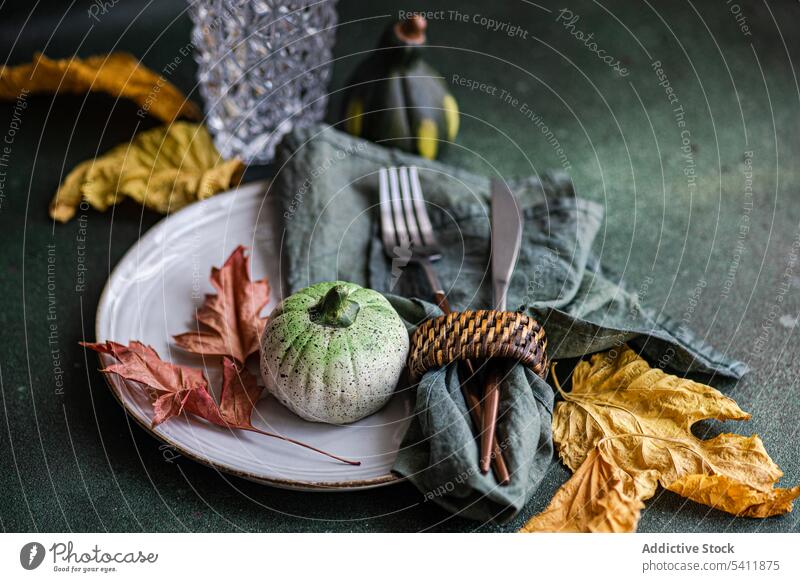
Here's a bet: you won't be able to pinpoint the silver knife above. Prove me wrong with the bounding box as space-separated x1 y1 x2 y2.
480 179 524 478
490 179 523 310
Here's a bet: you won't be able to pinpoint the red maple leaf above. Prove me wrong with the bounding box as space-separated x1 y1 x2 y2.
218 355 265 428
173 246 269 364
84 340 224 427
84 341 358 465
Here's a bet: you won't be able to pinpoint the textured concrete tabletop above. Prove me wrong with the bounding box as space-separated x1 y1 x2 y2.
1 0 798 532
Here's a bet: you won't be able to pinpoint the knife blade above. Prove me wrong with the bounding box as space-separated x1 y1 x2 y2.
480 179 524 478
490 179 523 309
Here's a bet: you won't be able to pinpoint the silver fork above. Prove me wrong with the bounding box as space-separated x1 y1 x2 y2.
378 166 450 312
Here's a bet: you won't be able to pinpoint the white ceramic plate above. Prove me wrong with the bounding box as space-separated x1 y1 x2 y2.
96 181 414 490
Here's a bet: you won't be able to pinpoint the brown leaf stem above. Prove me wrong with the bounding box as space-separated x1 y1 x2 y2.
239 426 361 466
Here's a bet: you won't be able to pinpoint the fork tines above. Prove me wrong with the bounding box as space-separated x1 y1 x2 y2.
378 166 438 254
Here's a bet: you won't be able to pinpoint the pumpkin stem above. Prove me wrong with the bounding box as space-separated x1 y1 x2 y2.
311 285 361 328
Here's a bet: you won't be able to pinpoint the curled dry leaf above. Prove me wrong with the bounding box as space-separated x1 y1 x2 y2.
83 340 359 465
0 52 201 123
520 442 645 533
219 356 264 428
521 346 799 533
85 340 224 427
174 246 269 365
667 474 800 518
49 122 244 222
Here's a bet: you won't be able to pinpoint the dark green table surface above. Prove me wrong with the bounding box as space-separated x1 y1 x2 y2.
1 0 799 532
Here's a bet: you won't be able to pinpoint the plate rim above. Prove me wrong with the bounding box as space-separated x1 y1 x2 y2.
94 180 403 492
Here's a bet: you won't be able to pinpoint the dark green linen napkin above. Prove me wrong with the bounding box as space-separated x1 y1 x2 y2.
271 124 747 522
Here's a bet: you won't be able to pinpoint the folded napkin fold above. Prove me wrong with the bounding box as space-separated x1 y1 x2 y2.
271 124 747 523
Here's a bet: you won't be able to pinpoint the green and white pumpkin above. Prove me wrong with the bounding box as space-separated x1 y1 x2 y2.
341 15 460 160
260 281 409 424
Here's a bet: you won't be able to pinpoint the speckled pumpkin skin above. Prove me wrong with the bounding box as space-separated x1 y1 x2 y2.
260 281 409 424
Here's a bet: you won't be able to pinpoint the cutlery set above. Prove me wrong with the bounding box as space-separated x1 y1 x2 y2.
379 166 524 485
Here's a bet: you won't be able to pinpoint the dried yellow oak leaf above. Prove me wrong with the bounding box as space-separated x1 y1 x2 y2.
0 52 200 123
50 122 244 222
520 443 645 533
520 346 799 533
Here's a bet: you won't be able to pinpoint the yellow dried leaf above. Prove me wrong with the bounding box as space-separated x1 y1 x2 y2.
520 443 646 533
667 474 800 518
521 346 799 533
50 122 244 222
0 52 200 123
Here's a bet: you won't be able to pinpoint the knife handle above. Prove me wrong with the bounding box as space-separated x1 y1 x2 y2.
480 363 503 475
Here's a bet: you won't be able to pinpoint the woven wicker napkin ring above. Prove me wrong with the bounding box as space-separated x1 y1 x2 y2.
407 309 548 381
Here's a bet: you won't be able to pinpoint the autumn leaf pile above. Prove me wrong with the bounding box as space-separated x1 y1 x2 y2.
84 246 358 466
521 346 800 532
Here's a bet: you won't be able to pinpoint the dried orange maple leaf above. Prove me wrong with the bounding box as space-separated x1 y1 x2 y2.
174 246 270 365
521 346 799 533
83 340 358 465
0 52 200 123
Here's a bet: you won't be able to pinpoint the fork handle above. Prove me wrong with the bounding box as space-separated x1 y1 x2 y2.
419 259 447 308
433 290 450 313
